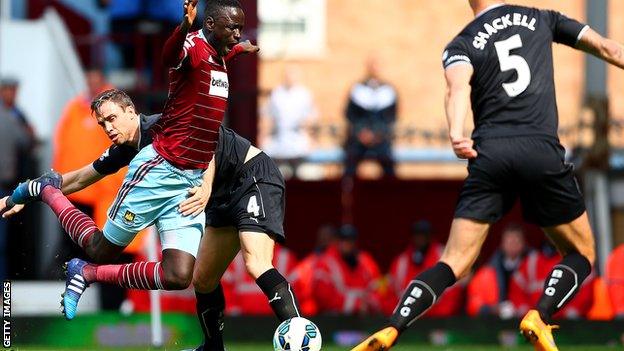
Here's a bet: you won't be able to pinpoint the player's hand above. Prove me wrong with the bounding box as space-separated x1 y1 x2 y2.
451 136 478 159
237 40 260 54
179 186 211 217
182 0 198 29
0 196 24 218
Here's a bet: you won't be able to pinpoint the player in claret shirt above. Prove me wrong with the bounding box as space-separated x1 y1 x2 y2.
354 1 624 350
5 0 255 322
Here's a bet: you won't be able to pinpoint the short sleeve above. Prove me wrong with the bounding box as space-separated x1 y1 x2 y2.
546 10 589 47
92 145 137 175
442 39 472 69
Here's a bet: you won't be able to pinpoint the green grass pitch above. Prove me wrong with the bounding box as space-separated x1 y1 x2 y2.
13 344 618 350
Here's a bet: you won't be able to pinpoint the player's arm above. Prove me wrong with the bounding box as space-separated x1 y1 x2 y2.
61 164 106 195
162 0 198 68
1 164 105 218
179 156 216 216
444 63 477 159
224 40 260 63
576 28 624 69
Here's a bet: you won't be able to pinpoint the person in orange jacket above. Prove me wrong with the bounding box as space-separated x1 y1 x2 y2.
52 68 120 227
387 220 463 317
606 244 624 318
509 242 594 319
291 224 338 316
222 243 299 316
311 224 385 315
467 224 528 317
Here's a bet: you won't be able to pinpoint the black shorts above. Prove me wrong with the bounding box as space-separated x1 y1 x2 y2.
205 153 286 241
454 136 586 227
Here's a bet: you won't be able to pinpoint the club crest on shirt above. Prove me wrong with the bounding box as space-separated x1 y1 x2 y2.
123 210 136 224
209 71 229 98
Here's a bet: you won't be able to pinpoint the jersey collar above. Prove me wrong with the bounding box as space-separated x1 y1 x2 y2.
475 3 506 18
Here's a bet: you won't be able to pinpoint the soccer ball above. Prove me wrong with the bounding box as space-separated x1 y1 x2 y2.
273 317 322 351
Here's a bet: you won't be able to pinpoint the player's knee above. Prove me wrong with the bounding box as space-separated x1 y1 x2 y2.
163 265 193 290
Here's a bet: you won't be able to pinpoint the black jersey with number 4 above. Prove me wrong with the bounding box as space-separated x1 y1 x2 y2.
92 114 251 186
442 4 588 140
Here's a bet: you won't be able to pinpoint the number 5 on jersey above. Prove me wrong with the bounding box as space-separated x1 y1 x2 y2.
494 34 531 97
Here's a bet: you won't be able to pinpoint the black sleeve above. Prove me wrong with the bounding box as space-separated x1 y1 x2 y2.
546 10 588 47
92 145 137 175
442 38 472 69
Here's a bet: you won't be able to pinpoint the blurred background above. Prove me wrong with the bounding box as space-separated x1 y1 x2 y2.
1 0 624 349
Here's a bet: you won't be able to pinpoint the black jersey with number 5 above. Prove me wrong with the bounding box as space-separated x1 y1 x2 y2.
442 4 588 141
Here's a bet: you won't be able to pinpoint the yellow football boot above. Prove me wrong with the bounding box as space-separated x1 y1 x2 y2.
351 326 399 351
520 309 560 351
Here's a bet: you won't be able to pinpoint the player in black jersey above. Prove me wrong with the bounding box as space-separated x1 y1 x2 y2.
354 1 624 351
0 90 303 351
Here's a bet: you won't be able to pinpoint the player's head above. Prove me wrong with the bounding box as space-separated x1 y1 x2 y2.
90 89 139 146
500 223 526 260
410 220 432 249
203 0 244 57
468 0 505 14
0 77 19 107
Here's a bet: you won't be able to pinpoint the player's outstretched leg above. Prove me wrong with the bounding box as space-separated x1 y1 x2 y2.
353 218 488 351
520 213 594 351
61 258 90 320
351 262 456 351
10 170 62 204
61 252 194 320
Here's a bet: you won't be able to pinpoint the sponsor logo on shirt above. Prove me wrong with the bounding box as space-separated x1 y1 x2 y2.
209 71 229 98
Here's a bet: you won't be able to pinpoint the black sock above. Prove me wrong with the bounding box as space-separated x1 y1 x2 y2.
389 262 456 333
537 252 591 323
196 285 226 351
256 268 301 321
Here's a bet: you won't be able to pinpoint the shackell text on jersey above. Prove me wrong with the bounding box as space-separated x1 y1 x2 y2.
473 13 537 50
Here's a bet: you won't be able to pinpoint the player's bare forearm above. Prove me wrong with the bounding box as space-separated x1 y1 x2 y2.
444 65 473 139
61 165 105 195
577 28 624 69
444 64 477 159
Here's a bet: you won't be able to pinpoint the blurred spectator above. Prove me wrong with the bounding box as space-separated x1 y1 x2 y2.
387 220 463 317
0 77 37 179
467 224 529 318
344 55 397 178
292 224 338 315
509 241 594 319
261 65 317 177
0 100 31 281
222 244 298 316
607 244 624 318
311 224 386 315
104 0 183 76
52 69 125 266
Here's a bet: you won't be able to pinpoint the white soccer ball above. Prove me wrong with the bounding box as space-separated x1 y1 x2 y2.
273 317 322 351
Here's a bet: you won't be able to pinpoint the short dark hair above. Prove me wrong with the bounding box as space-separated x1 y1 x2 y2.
204 0 242 20
90 89 135 117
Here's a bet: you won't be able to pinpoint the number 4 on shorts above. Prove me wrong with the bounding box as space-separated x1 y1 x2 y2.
247 195 261 217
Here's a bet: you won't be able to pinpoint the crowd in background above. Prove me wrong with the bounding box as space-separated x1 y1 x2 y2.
123 221 623 320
